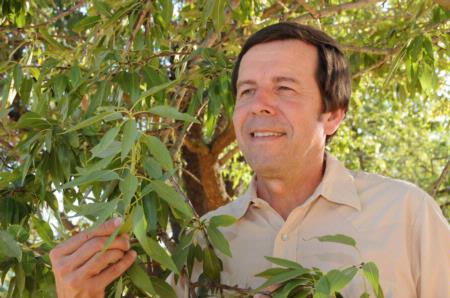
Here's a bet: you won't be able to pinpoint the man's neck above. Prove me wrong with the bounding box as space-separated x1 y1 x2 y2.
255 153 326 221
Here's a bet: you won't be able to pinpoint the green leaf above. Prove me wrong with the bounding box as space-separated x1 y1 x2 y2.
129 72 141 102
148 105 199 123
419 63 434 91
173 230 194 271
119 172 138 207
127 263 157 296
133 205 179 274
72 15 101 33
16 112 52 129
142 193 158 235
39 29 66 51
0 230 22 262
91 127 120 158
326 266 358 293
143 157 163 179
61 170 120 189
76 155 115 175
69 65 81 87
138 80 176 101
273 279 306 298
207 224 232 257
19 77 32 103
121 119 139 161
71 199 118 225
316 234 357 248
149 276 177 298
255 268 309 292
13 263 25 297
13 64 23 90
362 262 384 298
63 111 122 134
7 225 29 243
265 256 306 270
31 217 53 242
114 277 123 298
212 0 226 34
313 275 331 298
101 224 121 253
209 214 237 227
255 267 290 279
203 246 221 281
143 135 173 171
150 180 193 218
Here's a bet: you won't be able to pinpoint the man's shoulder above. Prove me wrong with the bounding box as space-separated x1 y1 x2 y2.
350 169 433 213
200 194 251 222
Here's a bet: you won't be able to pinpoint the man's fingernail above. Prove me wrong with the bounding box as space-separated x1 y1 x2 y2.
113 217 122 227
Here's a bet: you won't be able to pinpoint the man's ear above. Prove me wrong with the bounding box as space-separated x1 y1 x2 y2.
323 108 346 136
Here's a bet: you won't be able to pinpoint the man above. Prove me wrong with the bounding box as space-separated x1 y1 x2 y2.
50 23 450 297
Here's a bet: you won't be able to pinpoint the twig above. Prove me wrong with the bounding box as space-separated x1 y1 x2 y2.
189 281 251 296
431 158 450 198
182 168 202 185
297 0 320 19
292 0 384 22
352 47 399 78
170 100 208 159
0 0 86 32
340 45 392 55
211 123 236 158
219 146 240 167
126 5 150 52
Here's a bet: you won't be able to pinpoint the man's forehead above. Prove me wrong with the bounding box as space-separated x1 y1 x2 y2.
237 39 318 81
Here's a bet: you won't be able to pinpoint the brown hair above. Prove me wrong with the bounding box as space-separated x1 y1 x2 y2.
231 22 351 114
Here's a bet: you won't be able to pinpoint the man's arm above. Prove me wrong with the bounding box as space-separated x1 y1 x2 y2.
412 192 450 297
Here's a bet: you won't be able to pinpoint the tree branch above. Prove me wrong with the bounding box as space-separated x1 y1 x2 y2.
211 123 236 158
292 0 384 22
341 45 391 55
126 4 150 51
431 157 450 198
297 0 320 19
219 146 240 167
189 281 251 296
0 0 86 32
183 136 209 155
352 47 400 78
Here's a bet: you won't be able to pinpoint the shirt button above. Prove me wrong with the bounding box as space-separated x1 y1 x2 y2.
281 233 289 241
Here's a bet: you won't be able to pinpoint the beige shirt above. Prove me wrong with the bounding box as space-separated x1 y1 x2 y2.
171 154 450 297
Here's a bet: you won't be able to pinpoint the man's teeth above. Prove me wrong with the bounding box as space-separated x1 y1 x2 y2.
252 132 284 137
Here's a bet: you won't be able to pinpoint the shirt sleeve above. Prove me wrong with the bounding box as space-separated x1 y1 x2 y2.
412 191 450 297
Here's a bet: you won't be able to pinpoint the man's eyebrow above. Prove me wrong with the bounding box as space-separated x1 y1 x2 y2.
236 80 256 89
273 76 300 84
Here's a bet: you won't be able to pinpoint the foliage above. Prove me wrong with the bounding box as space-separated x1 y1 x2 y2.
0 0 449 297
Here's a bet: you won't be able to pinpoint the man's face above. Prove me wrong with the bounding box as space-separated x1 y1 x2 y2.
233 39 342 175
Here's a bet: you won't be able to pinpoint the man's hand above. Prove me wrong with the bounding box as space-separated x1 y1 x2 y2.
49 218 137 298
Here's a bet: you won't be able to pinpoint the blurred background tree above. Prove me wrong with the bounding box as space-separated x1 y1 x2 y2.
0 0 449 297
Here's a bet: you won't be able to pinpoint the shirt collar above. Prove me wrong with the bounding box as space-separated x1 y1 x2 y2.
216 152 361 220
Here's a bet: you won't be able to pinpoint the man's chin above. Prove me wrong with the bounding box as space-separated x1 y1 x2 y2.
247 158 285 176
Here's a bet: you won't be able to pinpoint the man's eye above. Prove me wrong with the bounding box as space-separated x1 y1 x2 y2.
278 86 293 91
240 89 254 96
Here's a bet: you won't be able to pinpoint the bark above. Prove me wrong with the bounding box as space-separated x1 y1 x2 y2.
181 123 235 216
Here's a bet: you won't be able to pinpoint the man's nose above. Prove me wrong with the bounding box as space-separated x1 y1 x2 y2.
251 89 276 115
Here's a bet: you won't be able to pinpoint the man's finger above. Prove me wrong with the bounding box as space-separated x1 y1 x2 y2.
78 249 125 277
63 235 130 270
92 250 137 288
51 218 122 257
